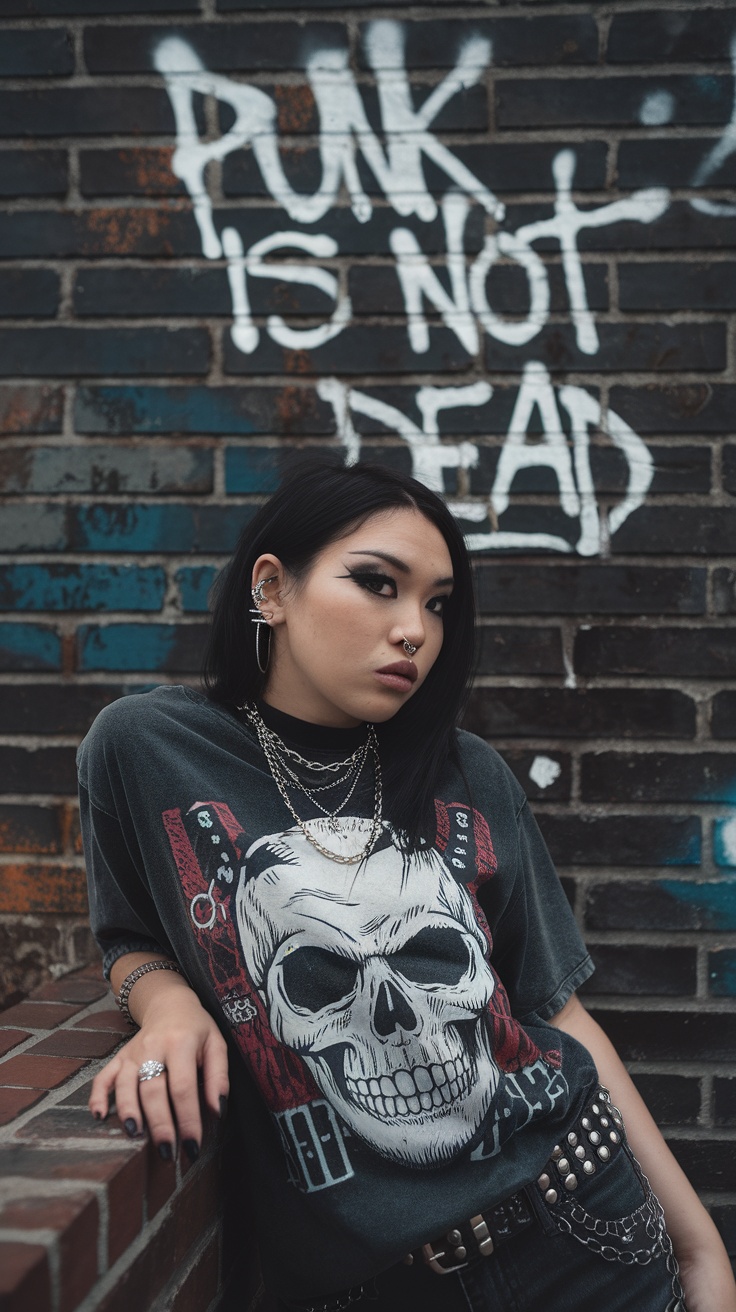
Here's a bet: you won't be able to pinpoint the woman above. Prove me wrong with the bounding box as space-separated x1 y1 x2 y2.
78 460 733 1312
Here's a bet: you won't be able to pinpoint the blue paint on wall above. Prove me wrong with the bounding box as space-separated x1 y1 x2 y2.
0 622 61 671
0 564 166 611
714 817 736 868
709 949 736 997
661 879 736 930
78 624 177 672
75 386 260 435
225 447 281 494
176 566 218 613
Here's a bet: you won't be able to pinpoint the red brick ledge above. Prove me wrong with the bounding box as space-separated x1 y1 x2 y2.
0 964 265 1312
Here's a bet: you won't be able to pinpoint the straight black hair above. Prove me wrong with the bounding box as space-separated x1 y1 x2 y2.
203 458 476 848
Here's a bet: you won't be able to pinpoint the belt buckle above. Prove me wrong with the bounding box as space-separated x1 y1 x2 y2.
421 1239 469 1275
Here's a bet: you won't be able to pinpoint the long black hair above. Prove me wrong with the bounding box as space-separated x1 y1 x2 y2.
203 459 476 847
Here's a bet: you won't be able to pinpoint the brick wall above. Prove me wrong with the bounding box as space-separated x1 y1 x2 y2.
0 0 734 1282
0 963 265 1312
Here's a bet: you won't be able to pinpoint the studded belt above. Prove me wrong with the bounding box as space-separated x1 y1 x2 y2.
409 1086 624 1277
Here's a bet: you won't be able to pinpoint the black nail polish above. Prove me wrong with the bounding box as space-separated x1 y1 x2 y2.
158 1142 173 1162
219 1095 228 1119
124 1118 138 1137
93 1110 102 1121
183 1138 199 1163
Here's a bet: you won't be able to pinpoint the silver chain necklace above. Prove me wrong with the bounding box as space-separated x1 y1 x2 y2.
241 703 383 865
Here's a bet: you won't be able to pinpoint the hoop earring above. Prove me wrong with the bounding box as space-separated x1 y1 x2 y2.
250 575 277 675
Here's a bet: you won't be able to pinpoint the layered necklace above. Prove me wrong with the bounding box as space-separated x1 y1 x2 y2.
241 702 382 865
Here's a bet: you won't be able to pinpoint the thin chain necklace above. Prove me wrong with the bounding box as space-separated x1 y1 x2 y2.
241 702 383 865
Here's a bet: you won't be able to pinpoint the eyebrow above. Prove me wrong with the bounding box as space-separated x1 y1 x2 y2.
347 550 454 589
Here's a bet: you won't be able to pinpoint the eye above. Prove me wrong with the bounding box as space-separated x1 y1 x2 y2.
346 569 397 599
389 927 470 986
281 946 360 1011
427 595 450 616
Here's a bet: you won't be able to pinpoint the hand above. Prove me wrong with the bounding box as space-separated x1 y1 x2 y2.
88 989 229 1161
677 1247 736 1312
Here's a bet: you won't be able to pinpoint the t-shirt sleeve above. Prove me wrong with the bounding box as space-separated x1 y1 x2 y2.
489 799 594 1022
78 769 174 981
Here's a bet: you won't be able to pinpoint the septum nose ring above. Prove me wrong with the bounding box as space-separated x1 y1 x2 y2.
401 636 418 657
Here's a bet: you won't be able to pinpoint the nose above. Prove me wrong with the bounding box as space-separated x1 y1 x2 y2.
390 615 424 656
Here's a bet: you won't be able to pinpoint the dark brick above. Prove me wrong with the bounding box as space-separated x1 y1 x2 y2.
608 10 736 63
31 975 106 1004
476 625 564 676
349 260 608 318
0 270 59 318
0 1031 31 1059
73 266 326 318
0 683 127 735
0 623 61 672
176 566 218 614
497 75 733 129
0 1242 50 1312
505 200 735 254
0 1191 98 1312
0 29 73 76
630 1074 700 1126
575 628 736 679
0 865 87 914
84 22 346 72
0 805 62 853
5 0 196 10
581 752 736 804
0 208 202 259
474 564 705 616
67 504 252 554
28 1030 121 1059
0 564 166 612
0 446 213 496
79 147 184 198
0 149 67 198
469 443 710 500
712 692 736 739
0 385 63 433
0 748 78 794
0 89 193 138
582 944 697 995
713 569 736 616
0 1054 87 1089
0 1001 81 1029
0 329 210 377
617 137 736 191
538 814 700 867
358 16 597 67
722 446 736 495
588 1007 736 1065
497 750 571 801
619 261 736 311
75 385 332 436
610 384 736 434
612 507 736 556
465 686 696 740
258 80 489 137
226 143 609 200
0 1087 47 1126
714 1077 736 1125
169 1238 219 1312
484 322 725 374
223 324 473 376
73 1010 128 1033
77 623 208 673
665 1138 736 1192
586 879 736 932
224 446 289 495
709 949 736 998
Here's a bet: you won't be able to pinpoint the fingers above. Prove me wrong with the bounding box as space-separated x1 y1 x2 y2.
201 1030 230 1120
88 1054 122 1121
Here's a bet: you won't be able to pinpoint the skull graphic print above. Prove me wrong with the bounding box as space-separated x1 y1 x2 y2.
235 817 499 1168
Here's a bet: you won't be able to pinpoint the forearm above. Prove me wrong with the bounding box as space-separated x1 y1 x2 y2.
110 951 204 1027
550 994 733 1285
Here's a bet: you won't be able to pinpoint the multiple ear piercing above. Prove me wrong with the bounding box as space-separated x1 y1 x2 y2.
250 574 277 674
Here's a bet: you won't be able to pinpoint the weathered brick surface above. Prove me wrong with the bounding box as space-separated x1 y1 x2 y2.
1 1 735 1294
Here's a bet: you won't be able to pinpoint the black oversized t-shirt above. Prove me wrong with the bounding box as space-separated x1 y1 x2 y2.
77 686 597 1303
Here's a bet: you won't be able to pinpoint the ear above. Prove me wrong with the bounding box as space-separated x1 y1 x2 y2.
251 555 286 626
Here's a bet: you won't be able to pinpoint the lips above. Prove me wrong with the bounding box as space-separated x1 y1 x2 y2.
374 660 417 693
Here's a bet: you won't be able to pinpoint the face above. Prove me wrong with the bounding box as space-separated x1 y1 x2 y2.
256 507 454 727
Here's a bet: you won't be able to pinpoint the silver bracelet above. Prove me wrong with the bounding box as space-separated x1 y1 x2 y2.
116 959 183 1028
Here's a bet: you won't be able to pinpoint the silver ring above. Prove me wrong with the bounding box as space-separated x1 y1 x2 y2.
138 1059 166 1082
401 637 417 657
